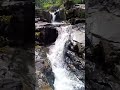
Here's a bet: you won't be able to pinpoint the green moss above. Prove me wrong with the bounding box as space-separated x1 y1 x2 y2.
0 15 12 24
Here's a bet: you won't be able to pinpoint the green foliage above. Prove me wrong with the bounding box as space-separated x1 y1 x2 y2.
73 0 85 4
36 0 85 9
36 0 63 9
43 3 53 9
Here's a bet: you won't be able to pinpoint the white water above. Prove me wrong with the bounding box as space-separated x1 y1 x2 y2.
47 12 84 90
50 12 56 23
50 9 61 23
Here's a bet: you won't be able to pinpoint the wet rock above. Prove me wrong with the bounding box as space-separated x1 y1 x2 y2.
35 18 40 23
35 9 52 23
55 9 66 22
64 40 85 81
35 26 58 46
69 18 85 25
66 5 85 24
35 46 54 90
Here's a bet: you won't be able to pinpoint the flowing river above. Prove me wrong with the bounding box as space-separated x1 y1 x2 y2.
46 11 85 90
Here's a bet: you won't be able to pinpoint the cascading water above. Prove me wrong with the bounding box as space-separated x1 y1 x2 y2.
47 11 85 90
50 9 61 24
50 12 56 23
47 26 84 90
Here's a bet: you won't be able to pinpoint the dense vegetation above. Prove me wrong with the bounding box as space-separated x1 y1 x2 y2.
35 0 85 9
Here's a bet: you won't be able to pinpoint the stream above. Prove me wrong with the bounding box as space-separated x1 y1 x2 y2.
46 11 85 90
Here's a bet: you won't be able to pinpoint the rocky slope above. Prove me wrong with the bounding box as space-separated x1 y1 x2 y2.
0 46 35 90
86 0 120 90
0 1 36 90
35 46 54 90
0 0 34 47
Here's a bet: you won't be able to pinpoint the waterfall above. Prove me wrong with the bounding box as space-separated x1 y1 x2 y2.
35 5 85 90
50 9 60 23
50 12 56 23
47 25 84 90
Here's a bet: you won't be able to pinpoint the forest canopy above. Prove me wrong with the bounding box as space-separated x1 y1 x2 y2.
35 0 85 9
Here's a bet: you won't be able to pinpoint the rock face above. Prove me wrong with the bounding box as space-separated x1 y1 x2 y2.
60 23 85 88
86 0 120 89
0 47 35 90
35 9 52 23
0 1 35 47
66 4 85 24
35 26 58 46
0 1 36 90
64 40 85 81
35 46 54 90
35 19 56 90
55 9 66 22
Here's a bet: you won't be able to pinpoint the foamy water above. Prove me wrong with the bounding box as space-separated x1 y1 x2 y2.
47 25 84 90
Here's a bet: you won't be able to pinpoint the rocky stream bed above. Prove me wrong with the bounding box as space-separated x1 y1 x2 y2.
35 9 85 90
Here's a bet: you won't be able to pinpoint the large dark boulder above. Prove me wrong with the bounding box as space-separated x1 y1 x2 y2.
35 26 58 46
